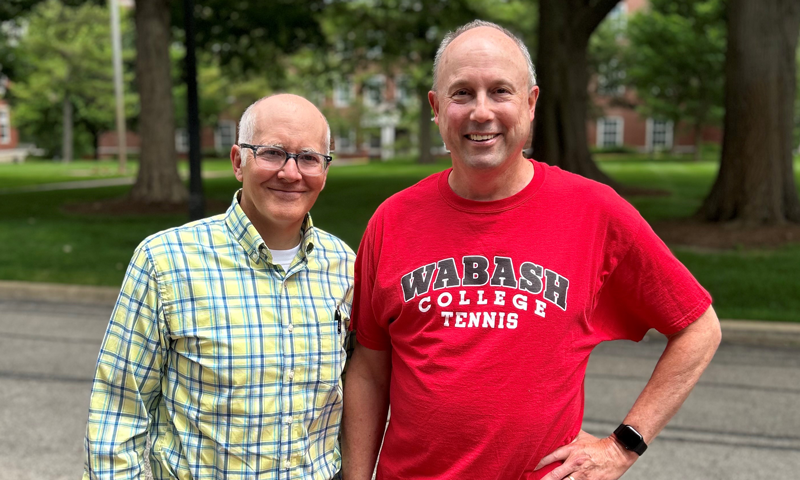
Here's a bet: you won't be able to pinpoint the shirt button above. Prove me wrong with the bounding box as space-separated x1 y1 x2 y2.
287 324 294 333
287 369 294 380
284 416 293 424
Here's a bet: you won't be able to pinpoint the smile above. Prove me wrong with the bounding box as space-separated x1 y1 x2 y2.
465 134 500 142
269 188 305 196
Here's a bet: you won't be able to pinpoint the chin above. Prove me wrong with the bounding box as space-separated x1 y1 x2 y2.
460 155 506 170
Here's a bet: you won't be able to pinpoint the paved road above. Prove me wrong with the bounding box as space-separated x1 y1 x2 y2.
1 299 798 480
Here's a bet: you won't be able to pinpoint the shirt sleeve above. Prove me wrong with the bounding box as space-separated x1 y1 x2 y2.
591 215 712 342
350 214 392 350
83 244 167 480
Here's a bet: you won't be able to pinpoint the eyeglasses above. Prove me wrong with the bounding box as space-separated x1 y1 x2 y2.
239 143 332 177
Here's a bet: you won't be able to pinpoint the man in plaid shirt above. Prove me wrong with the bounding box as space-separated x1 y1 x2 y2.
83 94 354 480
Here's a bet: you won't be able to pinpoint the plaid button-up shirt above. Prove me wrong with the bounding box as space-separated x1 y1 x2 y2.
83 192 354 480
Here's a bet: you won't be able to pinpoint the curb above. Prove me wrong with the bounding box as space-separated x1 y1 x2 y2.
0 280 118 306
642 319 800 348
2 280 799 348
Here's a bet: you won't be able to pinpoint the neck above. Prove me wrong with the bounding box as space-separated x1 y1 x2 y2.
260 225 302 250
239 202 303 250
448 155 533 201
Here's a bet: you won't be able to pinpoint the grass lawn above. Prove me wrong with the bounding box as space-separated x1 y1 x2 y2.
1 155 799 322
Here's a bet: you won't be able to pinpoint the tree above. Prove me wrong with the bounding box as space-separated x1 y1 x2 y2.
128 0 187 203
697 0 800 224
795 47 800 152
626 0 726 160
11 0 136 160
532 0 621 186
587 16 627 105
326 0 535 163
325 0 476 163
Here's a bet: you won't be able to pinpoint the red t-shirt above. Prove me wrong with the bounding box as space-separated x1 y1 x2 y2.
351 160 711 480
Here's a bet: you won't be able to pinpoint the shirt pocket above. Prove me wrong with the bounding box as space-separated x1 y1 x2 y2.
310 299 344 389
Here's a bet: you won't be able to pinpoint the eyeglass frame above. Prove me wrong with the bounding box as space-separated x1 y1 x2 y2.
238 143 333 176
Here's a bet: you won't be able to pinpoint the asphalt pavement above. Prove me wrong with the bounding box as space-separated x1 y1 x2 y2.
0 282 798 480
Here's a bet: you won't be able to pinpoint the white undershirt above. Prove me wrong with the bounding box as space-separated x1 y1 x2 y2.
269 243 301 271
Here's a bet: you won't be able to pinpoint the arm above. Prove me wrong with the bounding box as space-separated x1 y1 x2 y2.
536 305 722 480
342 339 392 480
83 246 166 480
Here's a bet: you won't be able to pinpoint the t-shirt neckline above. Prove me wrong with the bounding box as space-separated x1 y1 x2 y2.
437 159 546 213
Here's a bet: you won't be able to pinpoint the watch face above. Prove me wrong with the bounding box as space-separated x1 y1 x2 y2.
616 425 643 447
614 424 647 455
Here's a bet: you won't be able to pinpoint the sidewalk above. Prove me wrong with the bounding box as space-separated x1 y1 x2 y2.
0 170 233 195
2 279 799 347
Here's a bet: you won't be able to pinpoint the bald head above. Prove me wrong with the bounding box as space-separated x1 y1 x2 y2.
432 20 536 91
237 94 331 165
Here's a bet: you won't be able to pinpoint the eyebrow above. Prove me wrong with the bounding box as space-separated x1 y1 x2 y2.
263 144 320 154
447 78 516 92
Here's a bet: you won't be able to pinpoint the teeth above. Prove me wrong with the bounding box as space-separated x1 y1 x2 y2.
468 134 498 141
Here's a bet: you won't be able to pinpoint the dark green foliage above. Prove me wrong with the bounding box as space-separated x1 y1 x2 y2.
625 0 726 136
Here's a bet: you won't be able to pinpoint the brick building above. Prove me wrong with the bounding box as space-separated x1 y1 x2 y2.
0 77 24 163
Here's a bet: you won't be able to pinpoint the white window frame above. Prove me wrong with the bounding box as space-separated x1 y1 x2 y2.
175 128 189 153
0 105 10 145
646 118 674 152
394 74 411 105
363 75 386 108
596 116 624 148
334 128 357 154
333 79 354 108
215 120 237 151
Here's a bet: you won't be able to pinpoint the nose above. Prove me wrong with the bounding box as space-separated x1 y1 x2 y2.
470 92 494 123
277 155 303 182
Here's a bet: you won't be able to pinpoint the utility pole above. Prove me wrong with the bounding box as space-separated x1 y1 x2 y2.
108 0 127 174
184 0 204 220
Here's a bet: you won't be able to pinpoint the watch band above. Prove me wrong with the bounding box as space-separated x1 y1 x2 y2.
613 424 648 455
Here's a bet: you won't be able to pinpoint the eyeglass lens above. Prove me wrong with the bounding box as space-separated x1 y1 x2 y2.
255 147 326 175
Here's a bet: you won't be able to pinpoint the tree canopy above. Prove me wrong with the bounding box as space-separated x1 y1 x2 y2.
10 0 136 158
626 0 726 157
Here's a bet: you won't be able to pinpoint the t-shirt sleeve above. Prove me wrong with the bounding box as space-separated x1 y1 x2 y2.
592 214 712 342
350 212 392 350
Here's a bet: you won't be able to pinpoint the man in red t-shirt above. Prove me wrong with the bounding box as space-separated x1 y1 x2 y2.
342 20 722 480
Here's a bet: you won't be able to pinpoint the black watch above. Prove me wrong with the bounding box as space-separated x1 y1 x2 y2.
613 424 648 455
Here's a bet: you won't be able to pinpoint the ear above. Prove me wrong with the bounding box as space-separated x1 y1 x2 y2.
428 90 440 125
231 145 244 182
528 85 540 121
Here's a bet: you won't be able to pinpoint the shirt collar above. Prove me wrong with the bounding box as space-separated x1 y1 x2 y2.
225 189 317 264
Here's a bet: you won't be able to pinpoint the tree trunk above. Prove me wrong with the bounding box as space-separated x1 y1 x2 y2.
697 0 800 224
62 96 73 163
129 0 187 204
418 88 433 164
532 0 621 187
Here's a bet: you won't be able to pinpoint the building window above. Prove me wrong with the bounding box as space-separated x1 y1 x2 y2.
363 75 385 108
0 106 9 145
597 117 624 148
216 120 236 151
175 128 189 153
369 132 382 149
394 75 412 105
648 118 674 151
334 80 353 107
335 128 356 153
